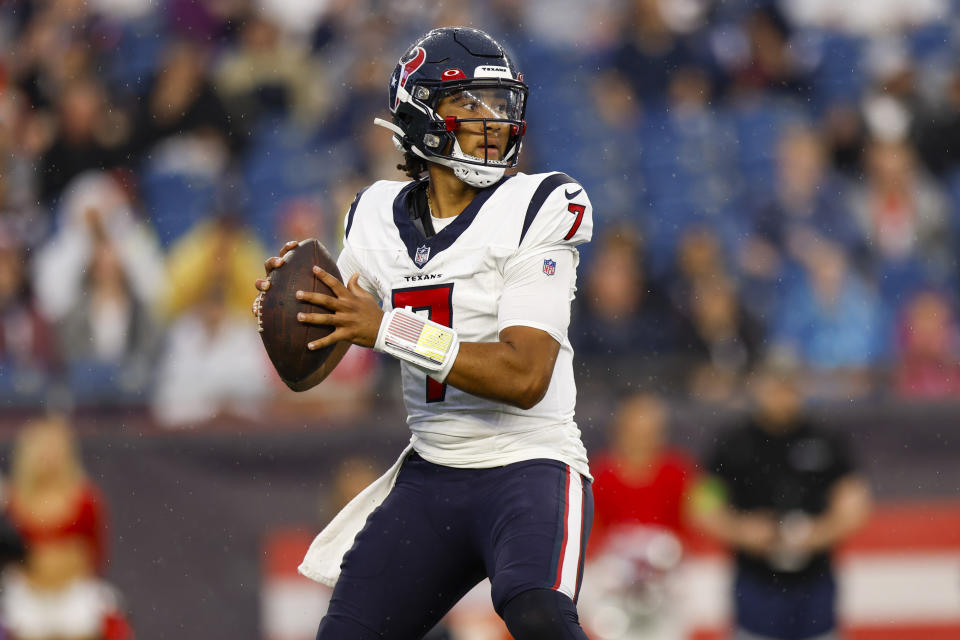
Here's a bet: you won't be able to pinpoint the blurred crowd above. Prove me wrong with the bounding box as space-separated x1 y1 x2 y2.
2 0 960 426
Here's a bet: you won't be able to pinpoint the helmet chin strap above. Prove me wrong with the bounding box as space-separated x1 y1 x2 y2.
442 143 506 188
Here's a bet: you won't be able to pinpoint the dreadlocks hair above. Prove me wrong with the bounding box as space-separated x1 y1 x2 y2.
397 150 428 181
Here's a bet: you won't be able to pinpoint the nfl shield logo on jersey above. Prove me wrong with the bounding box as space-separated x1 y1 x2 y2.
415 245 431 266
543 258 556 276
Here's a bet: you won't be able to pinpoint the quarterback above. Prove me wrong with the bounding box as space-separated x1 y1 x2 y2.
256 27 594 639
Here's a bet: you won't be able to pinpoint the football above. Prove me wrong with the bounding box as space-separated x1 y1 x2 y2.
256 238 342 391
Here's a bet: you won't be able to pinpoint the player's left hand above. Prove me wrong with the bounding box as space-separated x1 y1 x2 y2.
295 268 383 350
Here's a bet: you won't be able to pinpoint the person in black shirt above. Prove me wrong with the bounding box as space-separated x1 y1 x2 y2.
690 363 872 640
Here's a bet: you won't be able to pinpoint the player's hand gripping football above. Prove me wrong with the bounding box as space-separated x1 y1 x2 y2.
253 239 299 321
253 240 299 299
294 268 383 350
253 241 384 351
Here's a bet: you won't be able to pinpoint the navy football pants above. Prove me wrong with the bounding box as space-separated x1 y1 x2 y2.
316 453 593 639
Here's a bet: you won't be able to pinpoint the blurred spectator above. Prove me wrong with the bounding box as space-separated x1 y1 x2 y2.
215 11 331 128
0 238 62 400
32 171 166 324
30 169 163 403
129 40 240 159
38 78 126 204
152 283 271 428
161 214 268 320
740 126 866 286
7 417 106 575
0 89 46 247
716 6 813 101
671 224 730 291
56 231 163 400
668 228 762 402
770 238 887 378
851 139 952 268
680 277 763 404
9 2 100 111
581 392 697 640
690 364 872 640
572 225 689 378
609 0 702 108
589 392 697 551
2 416 133 640
893 289 960 398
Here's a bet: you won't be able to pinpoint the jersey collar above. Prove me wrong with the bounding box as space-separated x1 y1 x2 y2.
393 175 512 269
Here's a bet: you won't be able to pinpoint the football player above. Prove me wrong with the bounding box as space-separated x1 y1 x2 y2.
255 27 594 640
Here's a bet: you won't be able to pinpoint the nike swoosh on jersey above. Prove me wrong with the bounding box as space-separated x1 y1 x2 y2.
564 187 583 200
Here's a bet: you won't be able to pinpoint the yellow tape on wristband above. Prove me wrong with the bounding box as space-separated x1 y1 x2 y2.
414 325 454 364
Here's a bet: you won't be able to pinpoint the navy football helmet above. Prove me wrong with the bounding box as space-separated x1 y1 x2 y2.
374 27 528 188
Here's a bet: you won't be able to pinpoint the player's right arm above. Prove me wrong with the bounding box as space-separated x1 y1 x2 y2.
301 265 562 409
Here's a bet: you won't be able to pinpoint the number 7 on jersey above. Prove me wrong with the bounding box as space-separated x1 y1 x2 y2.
391 283 454 402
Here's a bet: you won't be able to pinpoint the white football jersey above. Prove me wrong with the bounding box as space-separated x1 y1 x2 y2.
336 172 593 477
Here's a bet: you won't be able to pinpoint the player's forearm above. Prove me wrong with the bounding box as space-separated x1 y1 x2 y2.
444 340 555 410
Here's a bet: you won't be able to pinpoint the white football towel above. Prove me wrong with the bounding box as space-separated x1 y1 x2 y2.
298 445 413 586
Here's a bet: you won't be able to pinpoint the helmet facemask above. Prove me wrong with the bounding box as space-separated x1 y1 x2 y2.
425 84 526 163
378 80 528 188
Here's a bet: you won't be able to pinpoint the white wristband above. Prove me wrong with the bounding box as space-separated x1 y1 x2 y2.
374 307 460 383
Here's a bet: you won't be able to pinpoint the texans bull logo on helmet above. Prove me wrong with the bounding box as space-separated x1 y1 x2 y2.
393 47 426 111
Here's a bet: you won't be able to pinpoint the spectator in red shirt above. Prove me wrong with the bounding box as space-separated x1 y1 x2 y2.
580 392 699 640
894 289 960 398
590 392 698 553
